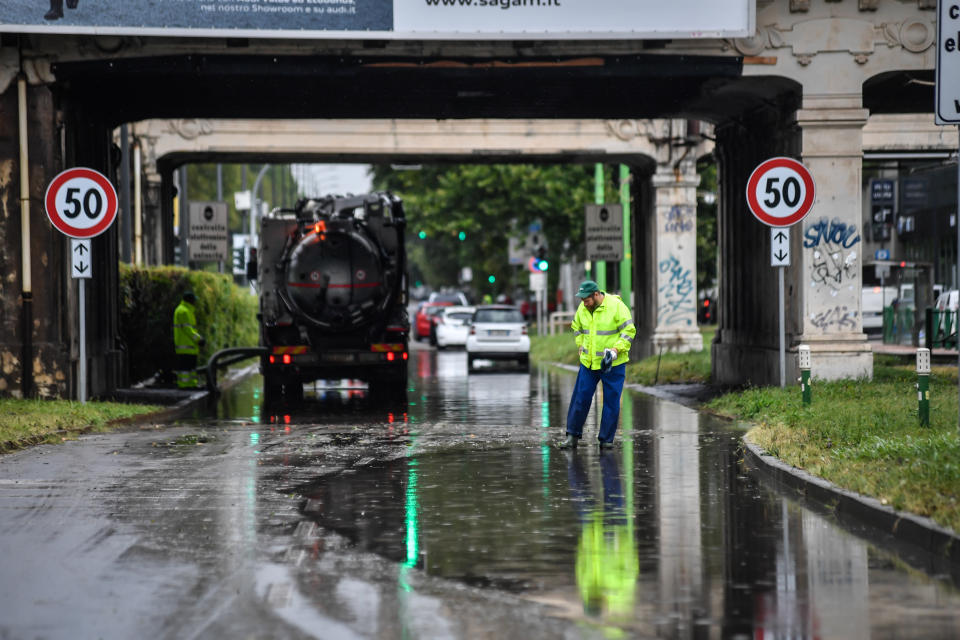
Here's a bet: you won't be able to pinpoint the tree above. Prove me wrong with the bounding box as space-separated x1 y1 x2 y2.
696 157 718 294
186 164 300 233
371 163 605 295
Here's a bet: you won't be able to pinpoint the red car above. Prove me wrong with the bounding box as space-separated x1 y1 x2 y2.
414 302 452 341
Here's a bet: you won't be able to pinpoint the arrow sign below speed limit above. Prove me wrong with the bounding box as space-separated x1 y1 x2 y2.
44 167 118 238
746 157 816 227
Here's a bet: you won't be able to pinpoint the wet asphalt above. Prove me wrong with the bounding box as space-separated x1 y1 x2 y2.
1 346 960 639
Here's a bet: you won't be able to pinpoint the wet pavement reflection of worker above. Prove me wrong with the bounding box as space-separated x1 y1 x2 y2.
566 450 638 621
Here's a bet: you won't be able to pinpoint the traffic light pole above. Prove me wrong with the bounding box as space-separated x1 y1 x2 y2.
594 163 606 290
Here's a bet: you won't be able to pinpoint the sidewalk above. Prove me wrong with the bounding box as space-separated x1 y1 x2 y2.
869 338 958 360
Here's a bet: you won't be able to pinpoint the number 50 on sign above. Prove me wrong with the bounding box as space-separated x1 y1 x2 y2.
745 157 816 228
44 167 118 239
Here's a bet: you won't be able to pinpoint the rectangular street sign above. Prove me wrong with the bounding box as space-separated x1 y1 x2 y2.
770 227 790 267
529 271 547 292
188 201 229 262
937 0 960 124
71 239 91 279
585 203 623 262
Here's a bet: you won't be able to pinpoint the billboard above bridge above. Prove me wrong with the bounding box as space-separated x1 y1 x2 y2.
1 0 752 40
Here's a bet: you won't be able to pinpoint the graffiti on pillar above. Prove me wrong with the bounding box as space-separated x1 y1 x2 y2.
663 205 695 233
658 254 695 325
804 217 860 295
809 305 859 331
802 217 861 249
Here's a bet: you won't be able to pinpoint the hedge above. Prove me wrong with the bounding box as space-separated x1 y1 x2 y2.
119 265 259 384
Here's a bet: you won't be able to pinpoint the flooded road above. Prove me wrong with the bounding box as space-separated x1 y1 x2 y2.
1 348 959 638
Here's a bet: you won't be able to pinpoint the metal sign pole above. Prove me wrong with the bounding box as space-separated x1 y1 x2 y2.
78 277 86 403
779 266 786 388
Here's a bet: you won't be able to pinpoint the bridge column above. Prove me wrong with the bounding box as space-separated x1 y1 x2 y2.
796 96 872 379
650 163 703 353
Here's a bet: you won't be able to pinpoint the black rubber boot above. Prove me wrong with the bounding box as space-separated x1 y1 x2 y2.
559 434 579 449
45 0 63 19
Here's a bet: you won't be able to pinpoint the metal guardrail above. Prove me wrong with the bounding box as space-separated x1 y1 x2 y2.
548 311 575 335
203 347 268 393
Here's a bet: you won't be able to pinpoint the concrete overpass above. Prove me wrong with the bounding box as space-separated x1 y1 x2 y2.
130 116 714 356
0 0 943 398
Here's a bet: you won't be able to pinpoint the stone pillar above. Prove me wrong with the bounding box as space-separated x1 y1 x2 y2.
796 96 872 379
651 163 703 353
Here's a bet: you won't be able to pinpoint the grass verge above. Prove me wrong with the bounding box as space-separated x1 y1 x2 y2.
0 399 162 453
530 326 714 385
706 356 960 533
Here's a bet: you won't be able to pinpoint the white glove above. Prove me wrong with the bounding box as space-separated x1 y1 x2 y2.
578 346 585 356
605 348 617 359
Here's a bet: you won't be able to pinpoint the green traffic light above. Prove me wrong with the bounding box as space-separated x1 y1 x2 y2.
488 275 496 284
418 231 427 240
458 231 466 241
537 259 549 271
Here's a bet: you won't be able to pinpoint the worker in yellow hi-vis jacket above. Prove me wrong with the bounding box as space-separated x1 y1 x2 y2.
560 280 636 450
173 291 205 389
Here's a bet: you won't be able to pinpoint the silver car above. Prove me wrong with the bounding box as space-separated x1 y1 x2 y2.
465 305 530 372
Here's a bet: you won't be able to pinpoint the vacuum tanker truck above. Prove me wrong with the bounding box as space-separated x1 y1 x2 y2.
250 192 409 402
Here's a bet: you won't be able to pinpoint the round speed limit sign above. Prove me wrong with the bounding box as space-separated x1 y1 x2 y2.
44 167 118 238
745 157 815 227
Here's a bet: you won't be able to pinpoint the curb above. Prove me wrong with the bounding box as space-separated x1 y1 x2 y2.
741 435 960 575
110 363 259 429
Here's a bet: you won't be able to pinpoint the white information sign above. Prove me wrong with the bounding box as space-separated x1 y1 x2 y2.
529 271 547 292
770 227 790 267
71 239 92 279
937 0 960 124
188 201 229 262
585 204 623 261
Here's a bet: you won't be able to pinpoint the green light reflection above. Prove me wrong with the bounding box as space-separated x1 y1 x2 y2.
404 459 420 569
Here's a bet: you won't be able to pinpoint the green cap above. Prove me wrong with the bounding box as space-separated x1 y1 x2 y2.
575 280 599 298
183 291 196 303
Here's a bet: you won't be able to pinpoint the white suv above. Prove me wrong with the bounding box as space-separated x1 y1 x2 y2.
465 305 530 372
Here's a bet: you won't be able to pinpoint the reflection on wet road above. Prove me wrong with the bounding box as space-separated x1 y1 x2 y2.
0 348 959 638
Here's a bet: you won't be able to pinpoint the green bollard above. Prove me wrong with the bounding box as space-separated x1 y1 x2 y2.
798 344 811 405
917 348 930 427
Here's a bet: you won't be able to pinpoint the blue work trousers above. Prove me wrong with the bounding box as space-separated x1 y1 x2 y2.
565 363 626 443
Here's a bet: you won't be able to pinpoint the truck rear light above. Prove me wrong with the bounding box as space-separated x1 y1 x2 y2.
269 355 276 364
282 354 292 364
402 352 408 360
387 352 396 361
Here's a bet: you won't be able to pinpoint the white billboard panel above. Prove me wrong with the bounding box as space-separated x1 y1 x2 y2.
0 0 752 39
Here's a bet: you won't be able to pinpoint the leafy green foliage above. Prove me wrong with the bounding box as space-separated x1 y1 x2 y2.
696 158 718 293
119 264 258 383
371 164 613 294
186 164 301 233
